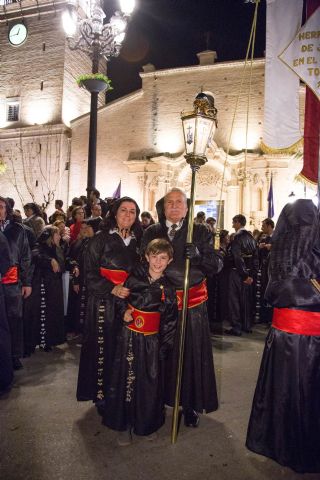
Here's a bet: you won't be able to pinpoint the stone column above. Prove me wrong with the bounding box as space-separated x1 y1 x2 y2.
226 185 240 230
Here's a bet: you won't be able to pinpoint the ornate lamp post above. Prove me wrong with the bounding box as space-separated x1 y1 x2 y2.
62 0 135 192
171 92 218 444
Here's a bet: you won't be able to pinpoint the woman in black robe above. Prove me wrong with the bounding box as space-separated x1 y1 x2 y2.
28 226 66 351
67 218 101 336
246 199 320 473
76 197 142 410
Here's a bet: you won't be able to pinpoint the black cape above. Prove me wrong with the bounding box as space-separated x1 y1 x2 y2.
246 200 320 473
103 270 177 435
77 230 139 402
27 242 65 349
0 232 13 392
141 197 223 412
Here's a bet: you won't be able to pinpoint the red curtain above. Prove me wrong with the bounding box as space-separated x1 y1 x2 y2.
300 0 320 184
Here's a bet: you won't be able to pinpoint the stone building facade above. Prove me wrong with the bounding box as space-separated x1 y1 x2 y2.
70 51 309 229
0 1 311 228
0 0 104 210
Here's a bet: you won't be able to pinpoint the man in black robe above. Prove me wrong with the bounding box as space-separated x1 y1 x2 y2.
141 188 223 427
0 197 32 370
0 231 14 393
225 214 258 336
257 218 274 324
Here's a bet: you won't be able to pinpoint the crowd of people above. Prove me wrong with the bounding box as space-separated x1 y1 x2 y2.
1 188 319 473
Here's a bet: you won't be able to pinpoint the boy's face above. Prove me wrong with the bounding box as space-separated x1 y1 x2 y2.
146 252 172 277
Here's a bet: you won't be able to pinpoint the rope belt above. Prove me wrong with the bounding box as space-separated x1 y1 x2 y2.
176 279 208 311
126 304 161 335
1 266 18 284
99 267 129 285
272 307 320 336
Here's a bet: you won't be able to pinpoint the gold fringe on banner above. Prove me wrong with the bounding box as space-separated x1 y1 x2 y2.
260 137 303 154
310 279 320 294
295 173 318 187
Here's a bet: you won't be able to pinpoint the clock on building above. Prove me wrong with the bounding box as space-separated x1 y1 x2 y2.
8 23 28 46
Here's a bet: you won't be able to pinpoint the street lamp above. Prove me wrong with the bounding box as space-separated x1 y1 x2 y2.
171 92 218 444
62 0 135 193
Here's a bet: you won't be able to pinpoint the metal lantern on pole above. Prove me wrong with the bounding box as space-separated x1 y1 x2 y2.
171 92 218 444
62 0 135 193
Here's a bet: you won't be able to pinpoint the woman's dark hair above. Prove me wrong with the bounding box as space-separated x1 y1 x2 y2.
0 196 13 220
38 225 59 246
101 196 142 241
141 211 155 224
219 229 229 241
51 210 67 223
72 206 84 221
24 202 42 217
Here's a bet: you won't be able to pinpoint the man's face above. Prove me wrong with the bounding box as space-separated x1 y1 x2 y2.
0 200 7 221
261 222 267 234
92 204 102 218
232 219 241 232
164 191 188 223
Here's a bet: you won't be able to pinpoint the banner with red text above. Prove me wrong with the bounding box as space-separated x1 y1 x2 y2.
280 1 320 184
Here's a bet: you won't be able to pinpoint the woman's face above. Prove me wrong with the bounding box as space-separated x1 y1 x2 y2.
116 201 137 230
24 207 33 218
58 222 65 234
53 232 61 246
75 209 85 222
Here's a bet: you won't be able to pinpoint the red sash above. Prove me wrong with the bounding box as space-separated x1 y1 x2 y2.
176 280 208 311
126 304 161 335
272 307 320 336
1 266 18 284
99 267 129 285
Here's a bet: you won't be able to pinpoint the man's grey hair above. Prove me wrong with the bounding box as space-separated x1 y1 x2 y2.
164 188 187 205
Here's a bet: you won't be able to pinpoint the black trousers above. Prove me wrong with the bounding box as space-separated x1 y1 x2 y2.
228 270 254 332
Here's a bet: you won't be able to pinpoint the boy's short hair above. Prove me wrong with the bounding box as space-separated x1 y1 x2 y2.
145 238 173 259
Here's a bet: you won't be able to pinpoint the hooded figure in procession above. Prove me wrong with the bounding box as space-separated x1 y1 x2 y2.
246 199 320 474
141 188 223 427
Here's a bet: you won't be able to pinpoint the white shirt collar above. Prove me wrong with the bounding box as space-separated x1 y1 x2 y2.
166 219 184 230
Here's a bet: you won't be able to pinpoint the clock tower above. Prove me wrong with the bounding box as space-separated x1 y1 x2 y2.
0 0 105 209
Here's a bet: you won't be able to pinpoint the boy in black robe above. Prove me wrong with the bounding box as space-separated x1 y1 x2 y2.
103 239 177 446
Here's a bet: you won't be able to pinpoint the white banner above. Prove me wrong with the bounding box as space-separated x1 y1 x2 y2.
279 7 320 101
262 0 303 153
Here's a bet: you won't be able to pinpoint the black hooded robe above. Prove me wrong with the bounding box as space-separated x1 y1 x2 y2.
76 230 140 403
103 271 177 435
141 198 223 413
246 200 320 474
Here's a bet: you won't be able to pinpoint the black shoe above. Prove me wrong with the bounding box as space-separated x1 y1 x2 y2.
224 328 242 337
44 346 52 352
12 358 23 370
243 328 253 334
184 408 200 428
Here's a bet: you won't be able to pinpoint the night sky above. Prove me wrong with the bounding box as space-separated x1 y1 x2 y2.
104 0 267 102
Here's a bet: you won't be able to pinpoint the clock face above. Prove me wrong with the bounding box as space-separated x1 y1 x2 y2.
9 23 28 46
